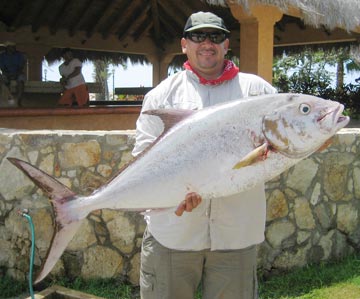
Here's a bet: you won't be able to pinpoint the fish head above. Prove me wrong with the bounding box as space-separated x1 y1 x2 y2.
262 94 350 158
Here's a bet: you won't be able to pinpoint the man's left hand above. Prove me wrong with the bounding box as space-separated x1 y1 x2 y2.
175 192 202 216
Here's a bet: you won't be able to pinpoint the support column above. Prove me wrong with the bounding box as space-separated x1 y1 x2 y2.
146 53 176 86
19 44 51 81
228 2 283 83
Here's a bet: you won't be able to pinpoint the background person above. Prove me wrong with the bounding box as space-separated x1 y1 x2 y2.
58 48 89 107
0 41 26 106
133 11 277 299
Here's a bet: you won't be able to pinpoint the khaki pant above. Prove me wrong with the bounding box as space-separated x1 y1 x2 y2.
140 228 258 299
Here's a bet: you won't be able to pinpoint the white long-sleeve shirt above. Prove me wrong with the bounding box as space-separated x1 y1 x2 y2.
133 68 276 251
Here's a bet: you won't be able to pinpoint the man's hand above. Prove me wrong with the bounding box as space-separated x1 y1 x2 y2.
175 192 202 216
60 77 67 87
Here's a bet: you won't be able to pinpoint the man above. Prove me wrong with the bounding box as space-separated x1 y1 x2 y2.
133 12 276 299
0 41 26 106
57 48 89 107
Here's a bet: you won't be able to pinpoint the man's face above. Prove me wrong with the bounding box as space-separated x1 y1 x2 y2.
62 51 73 62
181 29 229 77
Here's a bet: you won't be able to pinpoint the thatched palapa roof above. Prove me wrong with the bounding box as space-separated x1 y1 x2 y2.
209 0 360 31
0 0 359 65
44 48 150 66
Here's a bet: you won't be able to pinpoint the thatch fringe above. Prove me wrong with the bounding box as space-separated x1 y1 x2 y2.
44 48 149 66
274 41 359 57
350 45 360 65
207 0 360 31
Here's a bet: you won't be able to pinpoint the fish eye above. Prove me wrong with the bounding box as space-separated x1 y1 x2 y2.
299 103 311 115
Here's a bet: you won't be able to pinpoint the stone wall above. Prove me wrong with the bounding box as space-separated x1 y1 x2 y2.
0 128 359 285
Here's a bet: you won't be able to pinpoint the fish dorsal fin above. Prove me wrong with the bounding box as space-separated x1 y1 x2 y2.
143 109 196 134
106 109 197 184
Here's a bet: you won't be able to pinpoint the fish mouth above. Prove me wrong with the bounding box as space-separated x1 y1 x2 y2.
317 104 350 130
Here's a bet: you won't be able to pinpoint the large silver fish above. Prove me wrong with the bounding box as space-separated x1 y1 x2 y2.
8 93 349 283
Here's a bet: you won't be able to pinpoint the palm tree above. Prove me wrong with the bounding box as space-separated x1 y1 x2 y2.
93 60 110 101
325 47 360 91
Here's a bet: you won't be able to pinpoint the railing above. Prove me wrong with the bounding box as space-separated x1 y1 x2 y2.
10 80 103 94
4 81 151 108
90 87 152 106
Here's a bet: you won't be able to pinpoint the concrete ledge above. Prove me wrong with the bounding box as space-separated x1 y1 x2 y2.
0 106 141 130
11 81 102 94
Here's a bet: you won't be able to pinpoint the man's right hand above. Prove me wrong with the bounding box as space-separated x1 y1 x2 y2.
175 192 202 216
60 77 67 87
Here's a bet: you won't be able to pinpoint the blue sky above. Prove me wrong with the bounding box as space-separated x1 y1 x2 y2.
42 60 360 93
42 60 153 91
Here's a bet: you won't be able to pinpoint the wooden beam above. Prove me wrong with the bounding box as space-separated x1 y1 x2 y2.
31 0 51 33
168 0 193 21
50 0 73 35
110 0 142 39
116 4 151 41
69 0 97 37
158 14 180 38
274 23 360 47
86 0 118 38
10 1 33 29
151 0 161 44
133 19 153 42
158 0 186 33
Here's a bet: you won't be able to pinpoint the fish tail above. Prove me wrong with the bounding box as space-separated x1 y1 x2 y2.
7 157 83 284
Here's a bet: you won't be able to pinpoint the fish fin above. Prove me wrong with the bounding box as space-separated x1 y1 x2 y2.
143 109 196 133
7 158 80 283
34 220 82 284
317 137 333 152
108 109 196 182
7 157 76 200
233 143 269 169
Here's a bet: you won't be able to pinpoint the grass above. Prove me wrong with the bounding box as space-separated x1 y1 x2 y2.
0 276 28 298
259 254 360 299
1 254 360 299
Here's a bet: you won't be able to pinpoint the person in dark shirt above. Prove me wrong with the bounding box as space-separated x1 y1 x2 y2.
0 41 26 106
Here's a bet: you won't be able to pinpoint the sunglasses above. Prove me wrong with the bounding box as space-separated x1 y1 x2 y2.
185 31 228 44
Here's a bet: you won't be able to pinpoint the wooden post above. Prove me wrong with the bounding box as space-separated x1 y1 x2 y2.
228 2 283 83
19 44 51 81
146 53 176 86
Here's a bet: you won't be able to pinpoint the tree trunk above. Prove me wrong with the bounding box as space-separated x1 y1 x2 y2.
93 60 109 100
336 58 344 91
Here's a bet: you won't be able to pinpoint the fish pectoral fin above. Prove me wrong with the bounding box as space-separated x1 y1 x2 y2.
316 137 333 152
34 220 83 284
233 143 269 169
